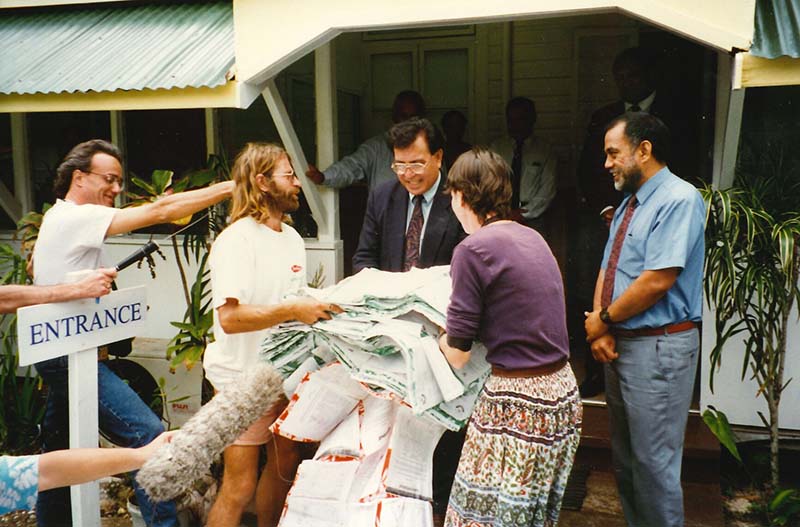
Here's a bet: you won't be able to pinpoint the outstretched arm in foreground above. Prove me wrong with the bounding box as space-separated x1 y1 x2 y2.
37 431 176 491
0 268 117 314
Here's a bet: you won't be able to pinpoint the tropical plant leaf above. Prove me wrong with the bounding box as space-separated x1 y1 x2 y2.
151 170 174 194
130 176 158 197
702 407 741 463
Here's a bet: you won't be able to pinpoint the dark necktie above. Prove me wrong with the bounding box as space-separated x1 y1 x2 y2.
403 195 424 271
511 139 523 209
601 196 638 307
629 104 642 112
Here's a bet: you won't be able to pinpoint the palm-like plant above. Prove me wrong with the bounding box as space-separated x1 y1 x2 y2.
130 155 230 371
701 144 800 492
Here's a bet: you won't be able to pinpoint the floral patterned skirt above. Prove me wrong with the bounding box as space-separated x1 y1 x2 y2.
444 363 582 527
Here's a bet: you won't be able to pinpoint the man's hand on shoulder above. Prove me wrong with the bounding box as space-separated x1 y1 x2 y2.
289 298 343 325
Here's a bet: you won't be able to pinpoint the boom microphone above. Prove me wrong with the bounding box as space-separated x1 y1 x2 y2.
137 364 285 501
114 241 159 272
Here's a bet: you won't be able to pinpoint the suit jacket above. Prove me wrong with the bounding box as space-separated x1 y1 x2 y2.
577 95 678 214
352 177 466 273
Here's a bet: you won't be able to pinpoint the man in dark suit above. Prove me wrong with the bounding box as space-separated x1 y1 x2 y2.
578 47 675 218
353 117 465 273
352 118 465 525
574 46 674 398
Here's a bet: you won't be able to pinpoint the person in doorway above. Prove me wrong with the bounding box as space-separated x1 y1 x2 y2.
306 90 427 192
33 139 233 527
490 97 558 231
574 45 672 398
439 147 581 527
441 110 472 169
584 112 704 526
203 142 342 527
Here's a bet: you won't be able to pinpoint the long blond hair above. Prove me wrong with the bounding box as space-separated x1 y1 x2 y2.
229 142 291 224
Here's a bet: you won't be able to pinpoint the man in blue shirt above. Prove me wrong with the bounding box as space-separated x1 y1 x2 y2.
584 112 705 527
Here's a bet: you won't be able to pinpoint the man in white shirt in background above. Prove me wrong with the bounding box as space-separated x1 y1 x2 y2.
491 96 558 233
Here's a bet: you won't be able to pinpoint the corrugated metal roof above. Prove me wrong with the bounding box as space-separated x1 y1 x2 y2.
0 1 234 95
751 0 800 58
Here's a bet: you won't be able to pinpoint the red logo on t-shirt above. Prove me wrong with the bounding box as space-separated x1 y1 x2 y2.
291 265 302 273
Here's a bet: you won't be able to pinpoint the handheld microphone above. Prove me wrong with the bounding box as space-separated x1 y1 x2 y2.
114 241 159 271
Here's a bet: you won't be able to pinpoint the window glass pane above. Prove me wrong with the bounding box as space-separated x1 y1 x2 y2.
28 111 110 210
219 90 318 238
423 48 468 108
124 109 206 185
371 53 413 110
219 97 280 163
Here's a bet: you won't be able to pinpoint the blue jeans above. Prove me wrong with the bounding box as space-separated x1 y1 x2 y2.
605 328 699 527
36 357 177 527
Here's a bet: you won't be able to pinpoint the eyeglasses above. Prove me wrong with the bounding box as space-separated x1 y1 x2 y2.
86 171 125 189
391 159 431 175
272 170 299 181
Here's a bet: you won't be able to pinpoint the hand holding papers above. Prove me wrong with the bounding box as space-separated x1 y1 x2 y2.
265 267 488 527
261 266 491 431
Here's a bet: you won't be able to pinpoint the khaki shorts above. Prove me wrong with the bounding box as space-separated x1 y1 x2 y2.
229 395 288 446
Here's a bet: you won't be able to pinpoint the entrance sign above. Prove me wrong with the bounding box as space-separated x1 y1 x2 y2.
17 286 146 367
17 286 147 527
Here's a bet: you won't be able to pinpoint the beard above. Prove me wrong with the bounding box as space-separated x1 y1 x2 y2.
264 181 300 214
613 163 643 193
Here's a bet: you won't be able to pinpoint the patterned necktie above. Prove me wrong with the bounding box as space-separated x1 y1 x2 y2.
511 139 523 209
601 196 638 307
403 195 424 271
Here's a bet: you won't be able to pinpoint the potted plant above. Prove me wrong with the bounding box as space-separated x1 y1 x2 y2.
702 141 800 522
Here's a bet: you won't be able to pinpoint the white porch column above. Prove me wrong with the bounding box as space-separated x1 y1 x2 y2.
262 78 343 285
312 42 344 283
110 111 127 207
205 108 220 156
711 51 746 189
5 113 33 222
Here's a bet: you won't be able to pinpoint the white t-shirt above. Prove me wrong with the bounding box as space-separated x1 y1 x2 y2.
33 199 117 285
203 216 307 389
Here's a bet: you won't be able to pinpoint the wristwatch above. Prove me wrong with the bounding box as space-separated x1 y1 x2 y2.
599 307 614 325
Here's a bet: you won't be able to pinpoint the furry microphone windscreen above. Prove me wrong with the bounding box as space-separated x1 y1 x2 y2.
136 364 284 501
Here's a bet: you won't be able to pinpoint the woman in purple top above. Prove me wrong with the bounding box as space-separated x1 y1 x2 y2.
438 148 582 527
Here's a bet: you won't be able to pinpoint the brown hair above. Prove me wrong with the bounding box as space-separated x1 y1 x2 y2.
229 142 290 224
445 147 511 222
54 139 122 199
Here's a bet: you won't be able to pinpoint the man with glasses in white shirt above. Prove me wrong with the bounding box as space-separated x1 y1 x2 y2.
33 139 233 527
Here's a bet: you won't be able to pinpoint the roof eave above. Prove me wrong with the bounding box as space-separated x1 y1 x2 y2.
738 52 800 88
0 81 260 113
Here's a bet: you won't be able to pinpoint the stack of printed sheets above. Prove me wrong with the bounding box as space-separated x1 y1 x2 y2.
260 266 491 431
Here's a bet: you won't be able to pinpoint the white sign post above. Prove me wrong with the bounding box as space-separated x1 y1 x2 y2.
17 286 147 527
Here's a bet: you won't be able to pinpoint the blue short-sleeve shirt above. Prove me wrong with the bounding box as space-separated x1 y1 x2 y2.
601 167 705 329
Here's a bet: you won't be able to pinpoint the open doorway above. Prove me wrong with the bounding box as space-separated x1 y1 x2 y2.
327 13 716 409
